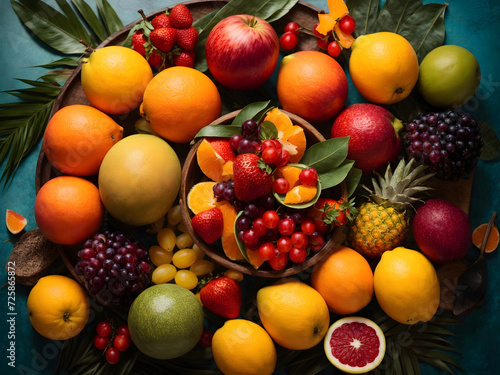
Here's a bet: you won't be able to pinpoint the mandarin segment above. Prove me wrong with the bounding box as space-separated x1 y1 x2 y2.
187 181 218 214
197 139 234 182
284 185 318 204
333 23 355 49
219 202 245 261
274 165 302 188
6 209 27 235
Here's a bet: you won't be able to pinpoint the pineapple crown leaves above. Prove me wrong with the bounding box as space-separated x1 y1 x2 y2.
321 197 358 225
364 158 435 210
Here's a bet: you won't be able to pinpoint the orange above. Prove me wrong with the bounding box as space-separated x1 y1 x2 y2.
311 246 374 315
187 181 218 214
284 185 317 204
349 32 419 105
273 165 302 187
27 275 90 340
140 67 222 143
212 319 277 375
81 46 153 115
34 176 104 245
196 138 234 182
6 209 27 234
43 105 123 176
472 223 499 253
263 108 306 163
277 51 348 123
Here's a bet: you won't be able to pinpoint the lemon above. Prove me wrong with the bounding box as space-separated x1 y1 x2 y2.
81 46 153 115
349 32 419 105
374 247 440 325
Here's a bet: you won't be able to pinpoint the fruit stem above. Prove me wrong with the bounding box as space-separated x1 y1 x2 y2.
79 40 94 54
480 211 497 255
138 9 148 22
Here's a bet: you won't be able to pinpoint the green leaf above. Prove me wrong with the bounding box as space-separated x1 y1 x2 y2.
11 0 87 54
71 0 107 43
39 69 74 83
234 211 251 263
346 0 380 36
193 124 242 139
318 159 354 190
96 0 123 36
374 0 422 33
55 0 92 43
35 57 80 68
345 166 362 197
262 0 300 23
259 121 278 140
232 101 271 125
299 137 350 174
478 121 500 160
398 3 448 62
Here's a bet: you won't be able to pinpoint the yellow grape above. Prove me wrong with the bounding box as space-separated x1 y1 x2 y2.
190 259 215 276
177 221 188 233
176 232 194 249
192 243 205 260
152 264 177 284
157 227 176 251
149 245 173 266
175 270 198 290
167 204 182 226
224 269 244 282
172 248 197 269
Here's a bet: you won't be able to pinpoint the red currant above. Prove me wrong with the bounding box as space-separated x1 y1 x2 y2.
261 139 277 150
339 15 356 34
327 40 342 58
280 31 299 50
291 232 308 249
115 325 130 338
275 149 290 168
277 237 292 253
94 334 109 350
316 37 329 50
252 218 268 236
301 219 316 235
312 23 323 38
268 250 288 270
258 242 276 260
284 21 301 35
105 347 120 365
278 218 296 236
299 168 318 186
273 178 290 195
262 210 280 229
271 139 282 149
262 147 279 165
289 247 307 263
199 329 213 348
96 321 112 337
113 334 130 352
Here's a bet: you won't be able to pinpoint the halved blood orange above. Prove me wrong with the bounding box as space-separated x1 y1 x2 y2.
324 316 386 374
472 223 499 253
6 209 27 235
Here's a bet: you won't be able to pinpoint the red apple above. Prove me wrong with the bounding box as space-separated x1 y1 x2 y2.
205 14 279 91
413 199 472 264
330 103 402 174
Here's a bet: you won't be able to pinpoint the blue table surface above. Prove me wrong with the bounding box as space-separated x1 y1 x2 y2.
1 0 499 374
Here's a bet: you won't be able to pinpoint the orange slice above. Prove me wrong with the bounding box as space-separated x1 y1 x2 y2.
472 223 499 253
284 185 318 204
317 0 349 35
333 22 355 49
263 108 306 163
197 138 234 182
219 202 245 261
187 182 218 214
274 165 302 188
6 209 27 234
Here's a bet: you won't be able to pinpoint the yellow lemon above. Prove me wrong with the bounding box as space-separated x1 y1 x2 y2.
81 46 153 115
212 319 277 375
374 247 440 325
349 32 419 105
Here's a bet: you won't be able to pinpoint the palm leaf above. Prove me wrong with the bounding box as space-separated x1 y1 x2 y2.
71 0 107 42
96 0 123 36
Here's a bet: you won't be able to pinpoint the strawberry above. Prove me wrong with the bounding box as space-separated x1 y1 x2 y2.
306 197 357 233
151 13 171 29
131 31 147 56
169 4 193 28
191 207 223 244
176 26 199 50
147 48 166 70
207 138 236 161
150 27 177 52
173 49 195 68
233 153 273 201
200 276 241 319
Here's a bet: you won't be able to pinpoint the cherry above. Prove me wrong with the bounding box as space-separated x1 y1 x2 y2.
299 168 318 186
278 218 296 236
277 237 292 253
93 334 109 350
113 334 130 352
96 321 112 337
261 139 277 151
262 147 279 165
339 15 356 34
291 232 308 249
312 23 323 38
301 219 316 235
289 247 307 263
280 32 299 50
262 210 280 229
316 37 329 50
308 232 326 252
284 21 301 35
327 40 342 57
268 250 288 271
258 242 276 261
116 325 130 338
105 347 120 365
273 178 290 195
242 229 259 246
252 218 268 236
275 149 290 167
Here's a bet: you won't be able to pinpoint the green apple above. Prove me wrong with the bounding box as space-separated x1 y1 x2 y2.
417 45 480 109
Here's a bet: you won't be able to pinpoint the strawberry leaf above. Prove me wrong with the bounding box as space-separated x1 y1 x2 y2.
257 159 273 175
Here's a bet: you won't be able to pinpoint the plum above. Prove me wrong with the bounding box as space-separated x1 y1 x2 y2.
413 199 471 263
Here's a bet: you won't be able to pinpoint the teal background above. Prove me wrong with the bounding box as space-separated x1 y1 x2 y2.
0 0 499 374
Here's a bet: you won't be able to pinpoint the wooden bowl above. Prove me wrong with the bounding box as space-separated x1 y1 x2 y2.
180 109 348 278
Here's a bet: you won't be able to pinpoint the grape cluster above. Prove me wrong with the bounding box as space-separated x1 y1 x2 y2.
75 231 152 306
229 119 262 155
404 111 483 180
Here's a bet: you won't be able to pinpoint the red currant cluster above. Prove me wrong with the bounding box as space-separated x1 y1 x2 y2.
93 321 131 365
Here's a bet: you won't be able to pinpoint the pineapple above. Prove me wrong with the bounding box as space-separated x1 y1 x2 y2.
349 158 434 257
